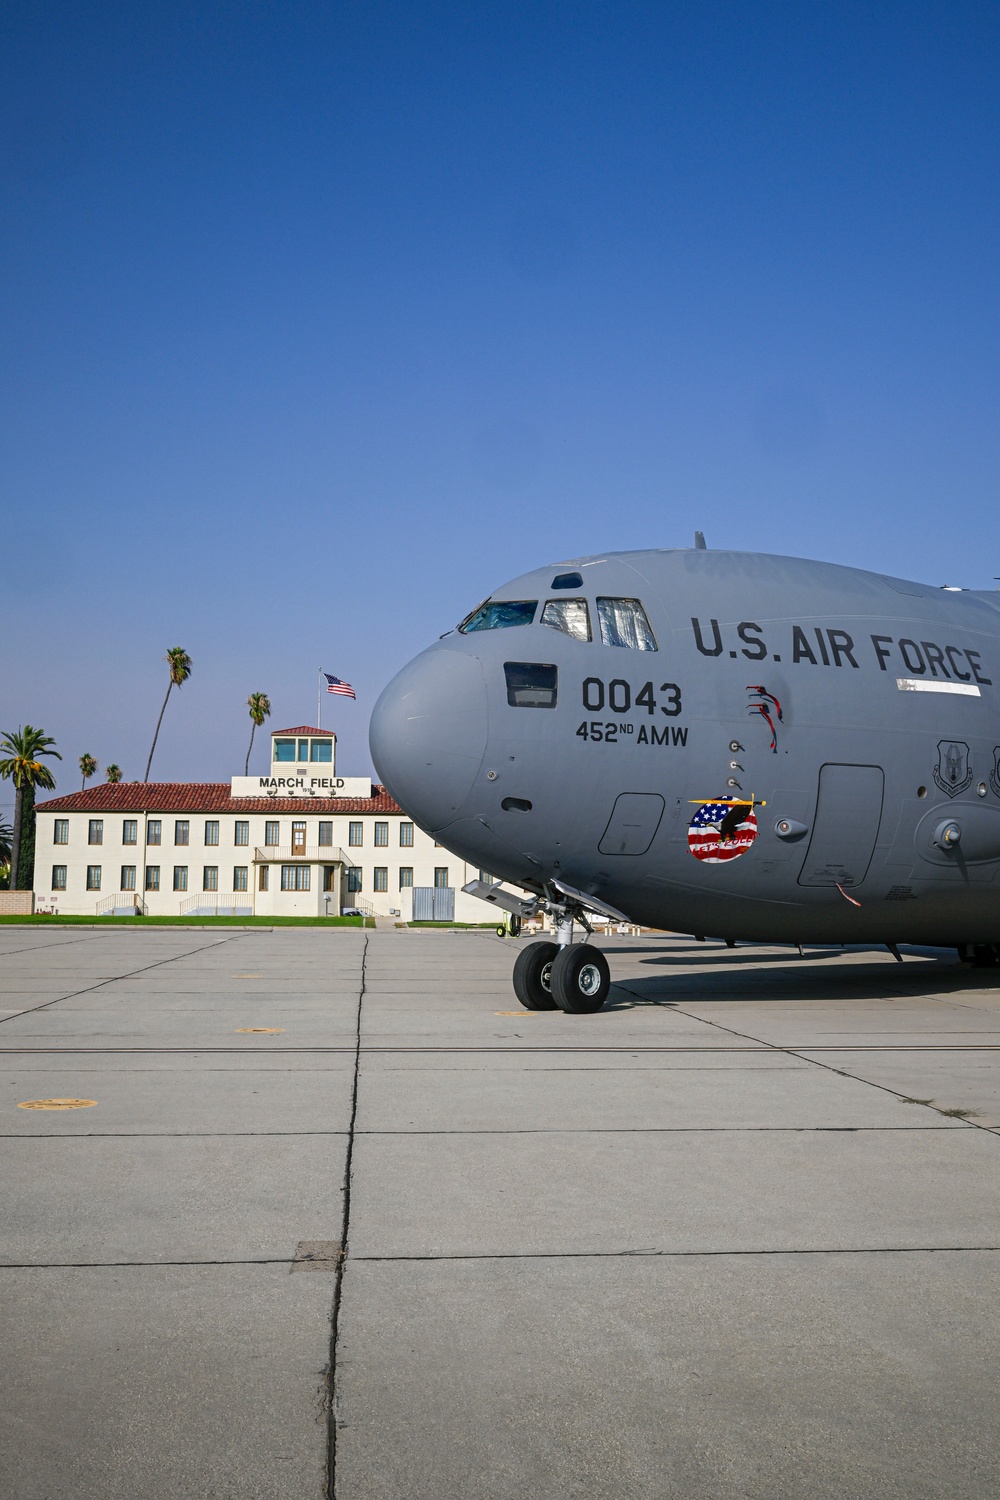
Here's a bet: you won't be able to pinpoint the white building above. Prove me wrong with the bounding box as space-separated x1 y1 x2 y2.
34 725 492 921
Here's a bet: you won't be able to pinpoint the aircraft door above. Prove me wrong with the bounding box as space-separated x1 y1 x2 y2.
798 764 885 888
598 794 665 856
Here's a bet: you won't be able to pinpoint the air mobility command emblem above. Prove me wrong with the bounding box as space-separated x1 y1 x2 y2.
934 740 972 798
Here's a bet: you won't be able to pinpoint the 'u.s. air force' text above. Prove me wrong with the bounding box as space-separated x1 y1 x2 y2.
691 619 992 685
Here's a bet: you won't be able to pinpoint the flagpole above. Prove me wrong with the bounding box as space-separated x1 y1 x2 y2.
317 669 322 730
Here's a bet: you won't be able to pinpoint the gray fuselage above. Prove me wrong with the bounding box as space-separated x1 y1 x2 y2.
370 549 1000 945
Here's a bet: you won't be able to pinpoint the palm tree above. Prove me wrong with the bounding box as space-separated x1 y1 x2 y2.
79 753 98 791
106 764 123 783
0 727 61 890
0 818 12 866
244 692 272 774
144 647 193 781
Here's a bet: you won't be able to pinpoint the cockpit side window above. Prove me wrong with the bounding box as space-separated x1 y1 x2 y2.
504 661 558 707
596 598 657 651
459 600 537 633
540 598 591 641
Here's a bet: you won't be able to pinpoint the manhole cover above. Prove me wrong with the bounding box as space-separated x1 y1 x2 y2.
18 1098 97 1110
235 1027 284 1033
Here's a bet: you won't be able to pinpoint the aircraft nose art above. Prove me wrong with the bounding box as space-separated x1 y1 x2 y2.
369 647 488 831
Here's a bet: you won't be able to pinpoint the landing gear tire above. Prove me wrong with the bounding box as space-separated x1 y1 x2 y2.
512 940 559 1010
550 945 611 1014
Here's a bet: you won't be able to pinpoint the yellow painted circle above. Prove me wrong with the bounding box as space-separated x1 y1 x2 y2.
18 1098 97 1110
235 1027 284 1033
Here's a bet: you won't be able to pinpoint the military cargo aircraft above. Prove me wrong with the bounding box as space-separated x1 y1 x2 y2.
370 543 1000 1013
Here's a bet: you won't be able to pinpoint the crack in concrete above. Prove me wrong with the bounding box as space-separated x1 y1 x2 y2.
327 931 366 1500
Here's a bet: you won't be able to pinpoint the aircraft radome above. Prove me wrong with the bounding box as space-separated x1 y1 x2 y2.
370 541 1000 1013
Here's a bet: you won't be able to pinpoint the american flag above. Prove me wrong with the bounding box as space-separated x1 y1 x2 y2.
687 799 758 864
324 673 356 699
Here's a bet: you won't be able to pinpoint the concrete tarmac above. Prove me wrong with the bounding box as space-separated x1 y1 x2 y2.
2 927 999 1498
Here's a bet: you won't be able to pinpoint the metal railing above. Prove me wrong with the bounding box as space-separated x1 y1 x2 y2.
253 845 354 865
96 893 147 916
179 893 253 916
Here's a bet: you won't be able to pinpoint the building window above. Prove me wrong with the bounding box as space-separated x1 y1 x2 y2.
259 866 269 891
434 867 449 888
233 866 248 892
147 821 161 846
310 739 333 762
348 822 363 847
51 865 67 890
86 865 102 890
273 739 295 762
174 820 189 846
280 864 310 891
374 821 389 847
121 866 136 891
265 821 280 846
399 822 414 847
374 866 388 892
88 820 103 845
399 867 413 889
479 870 499 885
234 820 249 847
173 866 188 892
122 820 138 845
203 866 219 892
318 821 333 846
347 868 363 893
204 820 219 846
53 819 69 845
145 866 160 891
297 739 309 760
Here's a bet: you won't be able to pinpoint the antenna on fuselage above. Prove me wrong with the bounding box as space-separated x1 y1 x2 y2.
694 531 707 550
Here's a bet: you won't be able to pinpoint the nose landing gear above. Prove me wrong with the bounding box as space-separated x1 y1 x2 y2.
463 877 621 1015
512 898 612 1014
513 938 612 1012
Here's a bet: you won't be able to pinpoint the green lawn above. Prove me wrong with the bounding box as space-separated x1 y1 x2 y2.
0 914 368 927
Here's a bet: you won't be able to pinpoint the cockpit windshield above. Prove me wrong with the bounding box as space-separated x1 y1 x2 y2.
540 598 591 641
459 600 537 633
596 598 657 650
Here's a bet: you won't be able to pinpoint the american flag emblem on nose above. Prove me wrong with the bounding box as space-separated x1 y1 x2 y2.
687 798 759 863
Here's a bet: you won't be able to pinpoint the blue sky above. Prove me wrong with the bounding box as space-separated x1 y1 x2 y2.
3 0 1000 807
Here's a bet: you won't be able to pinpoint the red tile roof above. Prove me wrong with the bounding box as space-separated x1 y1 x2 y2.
270 726 334 737
37 783 402 815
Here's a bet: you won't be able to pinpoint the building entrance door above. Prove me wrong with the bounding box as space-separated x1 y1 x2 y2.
292 822 306 855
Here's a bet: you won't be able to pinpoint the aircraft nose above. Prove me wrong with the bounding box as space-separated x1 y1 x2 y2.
369 647 488 832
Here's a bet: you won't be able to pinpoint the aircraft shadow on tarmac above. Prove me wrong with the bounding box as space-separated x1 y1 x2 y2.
595 946 998 1008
